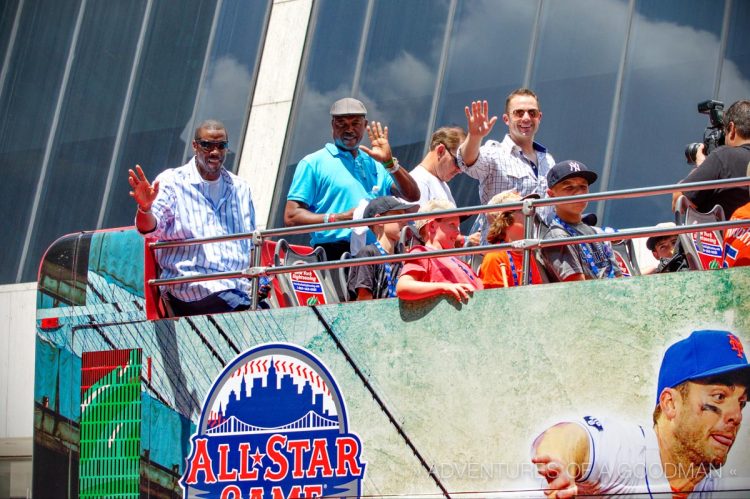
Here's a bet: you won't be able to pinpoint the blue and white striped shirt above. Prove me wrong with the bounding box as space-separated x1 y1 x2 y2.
142 158 256 302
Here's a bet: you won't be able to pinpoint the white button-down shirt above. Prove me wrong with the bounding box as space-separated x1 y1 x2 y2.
143 158 256 302
458 134 555 224
458 134 555 201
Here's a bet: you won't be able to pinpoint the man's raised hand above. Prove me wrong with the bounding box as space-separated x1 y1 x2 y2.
360 121 392 163
128 165 159 211
465 100 498 138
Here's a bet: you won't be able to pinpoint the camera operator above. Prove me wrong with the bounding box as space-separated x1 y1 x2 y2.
672 99 750 218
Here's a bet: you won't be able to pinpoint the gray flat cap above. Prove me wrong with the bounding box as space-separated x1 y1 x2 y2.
330 97 367 116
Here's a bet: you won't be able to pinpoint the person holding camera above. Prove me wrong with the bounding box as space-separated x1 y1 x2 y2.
674 99 750 218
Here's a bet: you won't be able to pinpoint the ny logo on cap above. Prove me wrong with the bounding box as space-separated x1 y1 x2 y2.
569 161 581 172
729 333 745 359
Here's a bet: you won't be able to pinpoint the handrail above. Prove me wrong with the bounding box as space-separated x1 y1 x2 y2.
148 218 750 288
148 177 750 249
145 176 750 309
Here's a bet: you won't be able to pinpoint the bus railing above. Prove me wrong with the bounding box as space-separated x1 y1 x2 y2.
146 177 750 310
148 176 750 250
150 218 750 282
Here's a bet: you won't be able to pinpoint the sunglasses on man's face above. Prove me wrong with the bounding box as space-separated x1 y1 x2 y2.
439 143 459 166
195 140 229 152
510 108 540 119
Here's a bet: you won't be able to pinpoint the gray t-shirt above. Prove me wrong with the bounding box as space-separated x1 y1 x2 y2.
541 218 622 281
347 244 398 300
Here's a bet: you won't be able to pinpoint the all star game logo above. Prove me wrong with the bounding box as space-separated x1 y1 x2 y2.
181 344 365 498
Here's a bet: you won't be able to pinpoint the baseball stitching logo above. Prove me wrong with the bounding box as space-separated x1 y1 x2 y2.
181 343 366 498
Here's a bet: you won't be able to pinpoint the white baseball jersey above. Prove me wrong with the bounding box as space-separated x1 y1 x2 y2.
566 415 746 498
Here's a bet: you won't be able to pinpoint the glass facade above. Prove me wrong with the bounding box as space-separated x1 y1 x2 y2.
3 0 750 283
0 0 270 284
0 457 32 499
274 0 750 240
605 0 728 227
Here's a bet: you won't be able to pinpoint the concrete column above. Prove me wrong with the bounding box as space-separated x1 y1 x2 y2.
0 282 36 441
236 0 313 229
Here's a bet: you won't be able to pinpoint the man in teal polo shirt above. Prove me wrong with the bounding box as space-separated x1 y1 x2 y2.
284 97 420 260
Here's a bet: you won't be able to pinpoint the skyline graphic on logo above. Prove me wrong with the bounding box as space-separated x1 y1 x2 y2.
206 353 339 434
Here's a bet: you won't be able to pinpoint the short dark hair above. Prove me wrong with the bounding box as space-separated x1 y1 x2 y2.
429 126 466 152
653 381 690 425
194 119 228 141
647 234 675 252
724 99 750 139
505 88 539 114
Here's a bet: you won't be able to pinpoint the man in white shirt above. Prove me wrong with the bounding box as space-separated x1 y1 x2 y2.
128 119 256 316
409 126 483 247
410 126 465 206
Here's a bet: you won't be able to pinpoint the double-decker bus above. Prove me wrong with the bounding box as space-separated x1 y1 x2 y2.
33 188 750 498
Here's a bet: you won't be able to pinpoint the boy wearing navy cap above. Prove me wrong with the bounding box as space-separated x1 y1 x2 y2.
541 160 622 281
532 329 749 498
347 196 418 300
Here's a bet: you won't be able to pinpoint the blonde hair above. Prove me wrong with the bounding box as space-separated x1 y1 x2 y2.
415 199 457 233
487 212 515 244
429 126 466 152
487 190 521 206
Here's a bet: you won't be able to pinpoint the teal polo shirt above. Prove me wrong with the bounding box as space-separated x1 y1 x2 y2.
287 143 395 245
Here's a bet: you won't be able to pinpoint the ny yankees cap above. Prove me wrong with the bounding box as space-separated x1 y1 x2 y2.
656 329 750 405
364 196 419 219
547 160 598 188
330 97 367 116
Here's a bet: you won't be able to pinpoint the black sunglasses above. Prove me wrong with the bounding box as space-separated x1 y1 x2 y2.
441 143 458 165
195 140 229 151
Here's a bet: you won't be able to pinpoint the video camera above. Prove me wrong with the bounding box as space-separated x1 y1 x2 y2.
684 99 725 164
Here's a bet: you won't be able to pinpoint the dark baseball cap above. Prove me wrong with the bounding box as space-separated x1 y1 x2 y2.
656 330 750 405
364 196 418 219
330 97 367 116
547 160 598 188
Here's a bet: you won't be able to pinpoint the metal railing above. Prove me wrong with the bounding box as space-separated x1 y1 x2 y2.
147 177 750 309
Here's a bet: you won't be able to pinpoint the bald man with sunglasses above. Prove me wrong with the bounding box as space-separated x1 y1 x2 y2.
128 119 257 316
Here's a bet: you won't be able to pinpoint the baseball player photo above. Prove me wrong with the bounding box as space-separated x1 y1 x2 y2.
531 330 749 498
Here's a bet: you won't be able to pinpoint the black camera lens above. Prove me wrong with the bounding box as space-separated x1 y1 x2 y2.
684 99 725 166
685 142 702 164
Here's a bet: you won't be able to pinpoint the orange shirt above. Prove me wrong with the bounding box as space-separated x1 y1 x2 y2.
723 201 750 268
479 250 542 288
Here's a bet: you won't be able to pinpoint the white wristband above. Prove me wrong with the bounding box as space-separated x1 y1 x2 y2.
386 157 401 174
